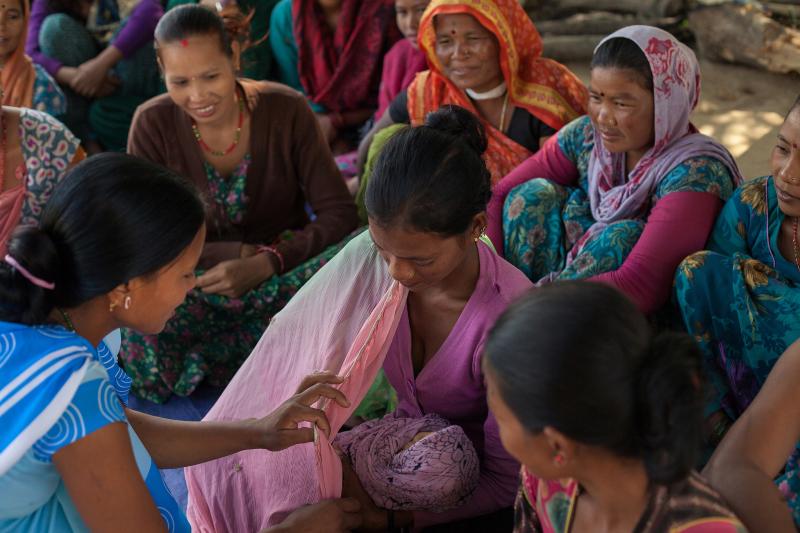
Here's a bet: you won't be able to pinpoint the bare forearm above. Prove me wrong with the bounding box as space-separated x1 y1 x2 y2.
95 45 124 69
705 462 795 532
125 408 262 468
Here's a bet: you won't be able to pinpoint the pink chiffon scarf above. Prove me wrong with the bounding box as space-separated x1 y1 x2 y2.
185 231 409 532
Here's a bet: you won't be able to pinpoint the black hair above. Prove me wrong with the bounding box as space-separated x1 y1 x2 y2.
365 105 492 236
154 4 234 58
0 153 205 325
591 37 654 91
46 0 86 20
485 281 704 486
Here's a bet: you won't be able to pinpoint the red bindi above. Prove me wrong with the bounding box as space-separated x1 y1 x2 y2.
180 39 189 47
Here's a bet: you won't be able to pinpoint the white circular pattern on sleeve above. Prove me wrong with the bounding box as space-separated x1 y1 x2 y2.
34 404 86 457
158 506 176 531
97 382 125 422
0 333 15 370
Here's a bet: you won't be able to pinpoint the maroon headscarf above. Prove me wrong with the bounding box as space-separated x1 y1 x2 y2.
293 0 401 113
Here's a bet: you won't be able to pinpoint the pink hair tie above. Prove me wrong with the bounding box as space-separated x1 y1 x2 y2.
4 254 55 290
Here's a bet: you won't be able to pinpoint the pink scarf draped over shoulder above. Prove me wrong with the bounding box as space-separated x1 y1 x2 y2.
185 231 408 532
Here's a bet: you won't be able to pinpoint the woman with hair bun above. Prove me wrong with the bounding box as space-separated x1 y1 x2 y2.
186 105 532 532
484 281 747 532
0 153 361 533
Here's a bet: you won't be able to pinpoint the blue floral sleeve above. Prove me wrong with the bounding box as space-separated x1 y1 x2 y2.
31 63 67 117
556 115 593 179
654 156 735 201
707 176 768 256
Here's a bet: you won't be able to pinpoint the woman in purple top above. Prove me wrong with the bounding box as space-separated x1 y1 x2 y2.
25 0 163 151
340 104 532 531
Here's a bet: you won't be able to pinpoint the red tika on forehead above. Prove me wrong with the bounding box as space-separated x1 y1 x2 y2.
180 39 189 47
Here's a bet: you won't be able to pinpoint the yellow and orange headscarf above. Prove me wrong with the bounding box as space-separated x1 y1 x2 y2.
1 0 36 109
409 0 588 184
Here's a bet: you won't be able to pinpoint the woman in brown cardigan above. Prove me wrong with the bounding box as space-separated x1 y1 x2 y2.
122 5 358 403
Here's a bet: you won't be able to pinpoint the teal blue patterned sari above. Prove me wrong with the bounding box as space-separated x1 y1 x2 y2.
674 175 800 524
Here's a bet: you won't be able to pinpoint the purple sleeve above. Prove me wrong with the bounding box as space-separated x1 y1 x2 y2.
591 191 723 315
110 0 163 58
487 135 579 255
25 0 63 76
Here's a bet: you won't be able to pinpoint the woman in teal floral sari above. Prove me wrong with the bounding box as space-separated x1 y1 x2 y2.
486 26 742 315
675 97 800 448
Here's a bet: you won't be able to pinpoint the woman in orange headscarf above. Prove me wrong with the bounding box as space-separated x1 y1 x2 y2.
357 0 587 188
0 0 65 115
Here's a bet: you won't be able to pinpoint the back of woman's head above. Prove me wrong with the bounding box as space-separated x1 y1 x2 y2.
0 153 205 325
485 281 704 485
591 37 653 91
155 4 233 57
365 105 491 236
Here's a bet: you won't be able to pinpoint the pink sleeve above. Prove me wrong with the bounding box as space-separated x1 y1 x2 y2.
591 191 723 315
487 135 578 255
413 412 519 528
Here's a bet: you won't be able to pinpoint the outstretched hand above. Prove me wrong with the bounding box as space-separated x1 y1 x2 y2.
255 371 350 451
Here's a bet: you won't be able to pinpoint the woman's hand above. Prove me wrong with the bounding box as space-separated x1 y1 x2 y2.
196 254 274 297
268 499 362 533
254 371 350 451
71 57 118 98
340 454 388 531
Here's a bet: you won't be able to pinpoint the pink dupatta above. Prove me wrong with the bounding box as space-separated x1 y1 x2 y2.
185 231 408 532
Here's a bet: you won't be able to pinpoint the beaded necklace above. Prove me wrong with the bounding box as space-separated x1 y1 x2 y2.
191 92 245 157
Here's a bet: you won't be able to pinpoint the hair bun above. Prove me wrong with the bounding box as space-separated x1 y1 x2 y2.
6 225 61 288
636 331 704 485
424 105 488 156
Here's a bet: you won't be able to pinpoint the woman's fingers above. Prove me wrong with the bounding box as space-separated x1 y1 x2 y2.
296 382 350 409
295 371 344 395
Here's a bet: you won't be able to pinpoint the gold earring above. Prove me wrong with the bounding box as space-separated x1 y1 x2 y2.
109 301 117 312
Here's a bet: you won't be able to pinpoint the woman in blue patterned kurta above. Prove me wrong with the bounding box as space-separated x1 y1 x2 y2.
0 154 359 532
675 98 800 457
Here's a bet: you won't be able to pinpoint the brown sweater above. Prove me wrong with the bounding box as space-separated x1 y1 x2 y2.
128 79 358 273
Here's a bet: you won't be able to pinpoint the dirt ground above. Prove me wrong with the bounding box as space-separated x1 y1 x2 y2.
564 59 800 179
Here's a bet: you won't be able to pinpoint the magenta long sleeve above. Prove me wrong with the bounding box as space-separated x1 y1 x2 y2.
26 0 61 76
25 0 162 76
111 0 163 58
591 191 723 314
487 136 578 255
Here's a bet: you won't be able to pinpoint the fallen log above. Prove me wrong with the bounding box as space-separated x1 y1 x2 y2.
527 0 686 18
689 3 800 74
542 34 605 61
535 11 683 36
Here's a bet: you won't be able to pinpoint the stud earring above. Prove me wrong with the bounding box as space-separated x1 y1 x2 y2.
123 296 132 310
554 453 565 467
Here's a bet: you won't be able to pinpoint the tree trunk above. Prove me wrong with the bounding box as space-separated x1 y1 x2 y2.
528 0 686 18
542 34 606 61
689 3 800 74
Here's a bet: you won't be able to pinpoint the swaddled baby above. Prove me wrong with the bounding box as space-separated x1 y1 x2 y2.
334 414 480 511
